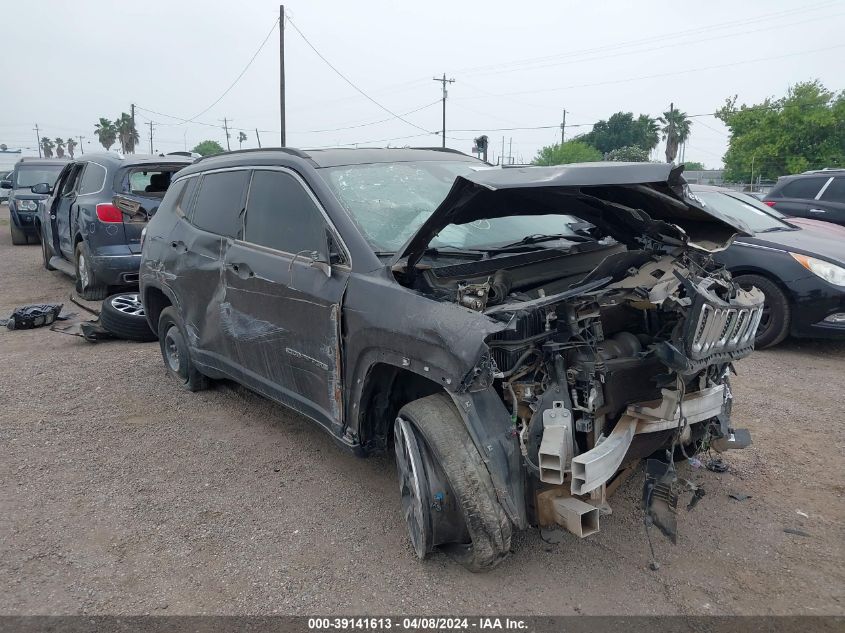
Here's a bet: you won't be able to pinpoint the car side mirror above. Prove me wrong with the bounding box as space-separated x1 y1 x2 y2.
30 182 52 195
0 180 11 189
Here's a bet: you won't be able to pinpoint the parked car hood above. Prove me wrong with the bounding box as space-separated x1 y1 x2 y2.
738 220 845 267
11 188 48 201
390 162 750 269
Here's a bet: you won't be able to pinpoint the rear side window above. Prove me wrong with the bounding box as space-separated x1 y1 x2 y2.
155 178 187 218
244 170 327 255
191 170 250 239
78 163 106 195
779 177 828 200
820 177 845 203
59 164 84 196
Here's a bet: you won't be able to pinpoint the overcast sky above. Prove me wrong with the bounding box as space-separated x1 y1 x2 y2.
4 0 843 166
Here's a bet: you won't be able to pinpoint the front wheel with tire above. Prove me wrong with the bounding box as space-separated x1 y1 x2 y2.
99 293 158 342
394 393 511 571
157 307 209 392
734 274 791 349
10 222 27 245
75 241 109 301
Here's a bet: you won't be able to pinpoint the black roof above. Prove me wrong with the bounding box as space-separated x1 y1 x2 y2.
186 147 480 173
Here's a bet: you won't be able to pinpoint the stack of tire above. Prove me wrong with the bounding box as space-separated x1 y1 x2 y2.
99 293 157 342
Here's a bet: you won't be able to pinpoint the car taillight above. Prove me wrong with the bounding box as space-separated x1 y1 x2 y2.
763 200 776 207
96 203 123 223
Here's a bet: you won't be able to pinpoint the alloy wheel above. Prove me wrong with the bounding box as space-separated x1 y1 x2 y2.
394 417 432 559
110 294 145 317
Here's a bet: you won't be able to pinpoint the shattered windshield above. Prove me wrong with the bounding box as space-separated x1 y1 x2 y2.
321 160 581 253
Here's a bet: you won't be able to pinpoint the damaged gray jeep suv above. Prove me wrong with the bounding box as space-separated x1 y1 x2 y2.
140 148 762 570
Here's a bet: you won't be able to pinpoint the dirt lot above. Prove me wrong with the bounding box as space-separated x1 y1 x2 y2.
1 203 843 616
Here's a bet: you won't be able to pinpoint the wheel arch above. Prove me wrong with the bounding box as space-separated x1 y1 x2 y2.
142 284 176 335
728 266 796 305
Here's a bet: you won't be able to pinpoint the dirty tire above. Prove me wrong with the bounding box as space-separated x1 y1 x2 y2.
734 274 790 349
396 393 512 572
10 222 27 245
40 231 56 271
100 293 158 342
158 306 209 392
75 241 109 301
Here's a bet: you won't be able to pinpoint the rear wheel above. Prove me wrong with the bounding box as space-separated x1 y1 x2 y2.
10 222 27 245
99 293 157 342
75 241 109 301
158 307 209 392
395 394 511 571
734 274 790 349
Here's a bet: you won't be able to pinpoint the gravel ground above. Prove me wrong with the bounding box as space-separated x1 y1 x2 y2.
1 203 843 616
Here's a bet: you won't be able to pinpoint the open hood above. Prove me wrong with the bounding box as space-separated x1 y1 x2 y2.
390 162 751 270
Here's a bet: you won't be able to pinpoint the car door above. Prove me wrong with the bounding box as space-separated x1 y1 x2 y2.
169 169 251 372
768 176 831 222
221 168 350 432
53 162 84 259
814 176 845 225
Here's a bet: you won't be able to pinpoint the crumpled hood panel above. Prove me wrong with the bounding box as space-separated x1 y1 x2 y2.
391 162 751 269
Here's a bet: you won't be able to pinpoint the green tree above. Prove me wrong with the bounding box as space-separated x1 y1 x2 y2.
605 146 650 162
40 137 55 158
237 131 247 149
580 112 660 154
115 112 140 154
192 140 225 156
533 140 603 166
54 138 65 158
681 161 706 171
94 118 117 151
716 80 845 182
66 137 78 158
658 107 691 163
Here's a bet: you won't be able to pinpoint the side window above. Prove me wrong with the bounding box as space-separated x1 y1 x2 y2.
820 177 845 203
780 177 828 200
60 164 84 197
244 170 327 256
191 170 250 238
175 176 198 218
154 178 187 218
77 163 106 195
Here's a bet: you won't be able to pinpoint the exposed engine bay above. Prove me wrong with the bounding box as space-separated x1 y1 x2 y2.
411 240 763 537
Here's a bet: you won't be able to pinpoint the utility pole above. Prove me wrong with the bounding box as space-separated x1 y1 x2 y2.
34 124 42 157
508 137 513 165
279 4 286 147
78 135 85 155
501 136 505 166
222 118 231 151
147 121 154 154
255 128 262 148
432 73 455 148
666 102 675 163
560 109 566 145
130 103 135 135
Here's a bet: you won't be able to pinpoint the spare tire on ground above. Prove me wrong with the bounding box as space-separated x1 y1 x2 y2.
99 293 157 342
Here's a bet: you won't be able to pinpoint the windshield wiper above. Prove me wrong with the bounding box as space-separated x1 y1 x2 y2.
482 233 591 252
757 226 791 233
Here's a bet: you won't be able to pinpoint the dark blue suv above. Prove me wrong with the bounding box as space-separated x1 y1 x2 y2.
36 153 191 299
1 158 68 244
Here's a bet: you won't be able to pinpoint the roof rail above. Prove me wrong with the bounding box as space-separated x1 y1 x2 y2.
193 147 311 163
801 167 845 174
408 146 470 156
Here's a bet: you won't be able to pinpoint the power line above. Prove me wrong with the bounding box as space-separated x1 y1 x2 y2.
284 14 433 135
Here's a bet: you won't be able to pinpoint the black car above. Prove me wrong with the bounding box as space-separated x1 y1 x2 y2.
692 185 845 348
35 153 191 299
1 157 68 244
140 150 762 569
762 169 845 226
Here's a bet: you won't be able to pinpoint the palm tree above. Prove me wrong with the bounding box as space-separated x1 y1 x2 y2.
115 112 140 154
94 117 117 151
238 131 247 149
55 138 66 158
40 137 55 158
635 114 660 152
66 137 78 158
658 107 692 163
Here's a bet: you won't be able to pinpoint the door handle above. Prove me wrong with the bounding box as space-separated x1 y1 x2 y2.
809 208 826 213
228 262 254 278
